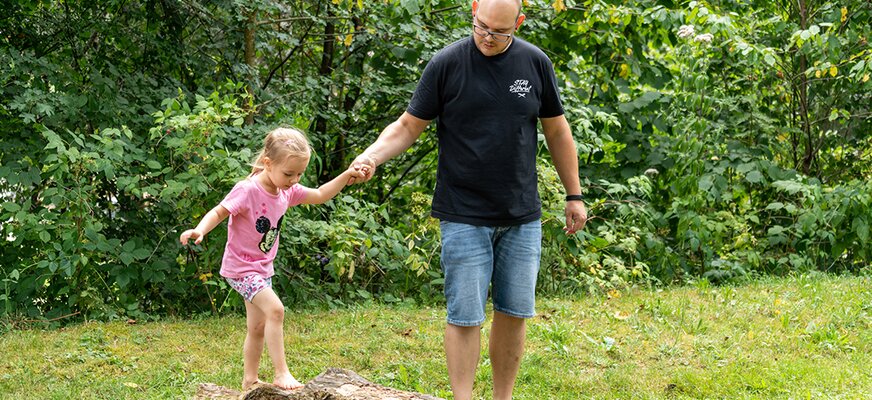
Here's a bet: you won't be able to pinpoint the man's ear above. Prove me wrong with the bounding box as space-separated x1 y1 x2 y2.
472 0 478 16
516 13 526 29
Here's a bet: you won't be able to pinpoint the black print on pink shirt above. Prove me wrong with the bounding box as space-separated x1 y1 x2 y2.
255 215 283 253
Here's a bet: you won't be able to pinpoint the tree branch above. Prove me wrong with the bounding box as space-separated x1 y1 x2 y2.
257 15 353 25
262 20 317 90
379 144 436 205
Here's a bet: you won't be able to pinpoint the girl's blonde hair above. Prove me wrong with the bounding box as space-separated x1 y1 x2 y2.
250 127 312 175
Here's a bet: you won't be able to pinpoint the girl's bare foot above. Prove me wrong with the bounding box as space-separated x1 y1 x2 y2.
273 373 303 390
242 378 266 391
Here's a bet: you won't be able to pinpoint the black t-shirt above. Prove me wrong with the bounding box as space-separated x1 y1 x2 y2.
407 36 565 226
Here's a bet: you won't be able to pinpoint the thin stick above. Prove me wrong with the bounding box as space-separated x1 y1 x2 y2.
20 311 81 324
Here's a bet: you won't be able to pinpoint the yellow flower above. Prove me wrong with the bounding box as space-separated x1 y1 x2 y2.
619 63 630 78
863 74 870 83
841 7 848 23
344 34 354 47
829 66 838 77
815 69 822 78
552 0 566 12
626 47 633 56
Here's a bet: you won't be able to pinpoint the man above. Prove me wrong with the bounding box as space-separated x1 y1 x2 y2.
350 0 587 398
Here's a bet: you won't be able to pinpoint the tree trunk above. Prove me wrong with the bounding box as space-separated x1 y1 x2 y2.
194 368 444 400
314 4 338 184
244 9 257 126
795 0 815 175
339 15 366 165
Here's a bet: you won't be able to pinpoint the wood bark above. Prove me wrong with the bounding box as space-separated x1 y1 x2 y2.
244 9 257 125
194 368 444 400
313 3 339 185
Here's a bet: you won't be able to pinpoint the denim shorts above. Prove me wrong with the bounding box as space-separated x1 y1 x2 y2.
225 274 272 302
439 219 542 327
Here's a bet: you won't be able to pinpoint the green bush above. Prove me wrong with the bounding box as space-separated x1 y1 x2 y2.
1 84 249 320
2 0 870 322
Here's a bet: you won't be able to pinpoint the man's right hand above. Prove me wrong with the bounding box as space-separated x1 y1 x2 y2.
348 153 377 185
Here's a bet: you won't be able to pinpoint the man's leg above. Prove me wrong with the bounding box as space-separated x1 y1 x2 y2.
489 311 526 400
490 220 541 400
439 221 494 400
445 324 482 400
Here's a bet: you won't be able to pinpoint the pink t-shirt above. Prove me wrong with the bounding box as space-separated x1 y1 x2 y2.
219 176 305 279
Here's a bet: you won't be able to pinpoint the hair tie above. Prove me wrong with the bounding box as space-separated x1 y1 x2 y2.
285 139 295 147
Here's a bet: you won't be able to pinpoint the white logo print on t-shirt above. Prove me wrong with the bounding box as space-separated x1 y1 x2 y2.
509 79 532 98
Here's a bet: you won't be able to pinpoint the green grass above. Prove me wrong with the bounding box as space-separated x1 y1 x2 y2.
2 274 870 399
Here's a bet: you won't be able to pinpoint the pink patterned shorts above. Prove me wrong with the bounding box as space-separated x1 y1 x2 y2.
225 274 273 302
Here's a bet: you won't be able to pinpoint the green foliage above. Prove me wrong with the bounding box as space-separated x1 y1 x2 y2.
274 193 442 307
1 0 870 321
540 161 654 293
1 83 250 320
533 0 871 287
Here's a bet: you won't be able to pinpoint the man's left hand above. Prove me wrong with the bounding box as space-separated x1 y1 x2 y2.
564 201 588 235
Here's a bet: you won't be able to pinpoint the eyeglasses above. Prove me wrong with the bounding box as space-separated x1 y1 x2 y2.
472 17 514 43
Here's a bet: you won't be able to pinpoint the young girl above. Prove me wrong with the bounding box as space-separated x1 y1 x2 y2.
179 127 362 390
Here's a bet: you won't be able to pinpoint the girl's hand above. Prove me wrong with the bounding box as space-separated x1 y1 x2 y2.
345 164 368 185
348 154 377 185
179 229 205 245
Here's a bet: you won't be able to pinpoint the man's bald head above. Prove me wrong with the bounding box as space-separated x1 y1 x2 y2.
477 0 523 18
471 0 526 56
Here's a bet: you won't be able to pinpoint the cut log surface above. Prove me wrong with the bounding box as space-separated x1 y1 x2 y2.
194 368 444 400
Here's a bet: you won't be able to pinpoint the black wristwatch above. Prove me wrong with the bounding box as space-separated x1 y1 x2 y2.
565 194 584 202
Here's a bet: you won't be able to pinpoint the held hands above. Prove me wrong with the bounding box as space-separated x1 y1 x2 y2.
564 201 588 235
343 163 368 186
179 229 205 246
347 153 377 185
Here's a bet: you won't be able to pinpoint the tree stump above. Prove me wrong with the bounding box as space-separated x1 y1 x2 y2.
194 368 444 400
